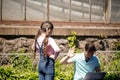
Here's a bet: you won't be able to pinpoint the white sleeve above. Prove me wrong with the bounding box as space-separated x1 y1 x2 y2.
49 38 61 52
36 36 45 48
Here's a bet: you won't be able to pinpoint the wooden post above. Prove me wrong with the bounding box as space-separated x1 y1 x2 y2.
24 0 26 21
104 0 111 24
89 0 92 22
1 0 2 20
47 0 50 21
69 0 71 22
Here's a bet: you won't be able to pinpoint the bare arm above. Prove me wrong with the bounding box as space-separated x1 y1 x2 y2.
49 51 60 60
60 47 75 64
95 67 101 72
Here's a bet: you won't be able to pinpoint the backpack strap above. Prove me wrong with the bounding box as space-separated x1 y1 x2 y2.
36 41 43 55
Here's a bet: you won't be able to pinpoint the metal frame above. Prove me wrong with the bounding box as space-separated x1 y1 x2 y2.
0 0 112 23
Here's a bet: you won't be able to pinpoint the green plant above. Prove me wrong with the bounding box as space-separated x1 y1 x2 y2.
67 31 81 53
55 60 73 80
10 53 32 69
0 65 20 80
114 41 120 51
1 54 120 80
98 33 108 39
67 31 76 47
0 56 38 80
104 72 120 80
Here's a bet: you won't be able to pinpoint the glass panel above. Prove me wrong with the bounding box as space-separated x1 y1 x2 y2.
2 0 25 20
71 0 90 22
111 0 120 22
91 0 104 22
26 0 47 21
0 0 1 20
49 0 70 21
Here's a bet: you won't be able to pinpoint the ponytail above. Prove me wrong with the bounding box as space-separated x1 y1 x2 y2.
33 29 41 59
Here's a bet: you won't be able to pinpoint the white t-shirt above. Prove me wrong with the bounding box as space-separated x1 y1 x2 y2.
36 36 61 53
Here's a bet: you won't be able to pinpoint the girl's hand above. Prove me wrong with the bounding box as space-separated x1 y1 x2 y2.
67 47 75 57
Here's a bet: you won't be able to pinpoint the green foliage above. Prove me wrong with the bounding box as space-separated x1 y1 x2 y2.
67 31 81 53
98 33 107 39
0 65 38 80
104 72 120 80
0 56 38 80
0 65 20 80
67 31 77 48
10 53 32 69
55 60 73 80
104 59 120 71
98 51 120 80
114 41 120 51
1 48 120 80
0 58 73 80
112 42 120 60
99 51 120 72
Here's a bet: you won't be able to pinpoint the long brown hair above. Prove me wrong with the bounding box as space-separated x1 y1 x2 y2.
33 21 54 59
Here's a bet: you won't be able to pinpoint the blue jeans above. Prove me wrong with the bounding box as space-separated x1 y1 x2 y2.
39 72 54 80
38 58 55 80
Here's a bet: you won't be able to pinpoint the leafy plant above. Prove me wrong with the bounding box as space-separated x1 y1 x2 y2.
10 53 32 69
1 43 120 80
0 55 38 80
114 41 120 51
0 65 20 80
67 31 81 53
98 33 108 39
55 60 73 80
104 72 120 80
